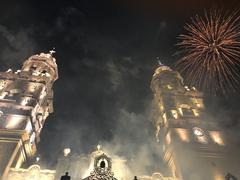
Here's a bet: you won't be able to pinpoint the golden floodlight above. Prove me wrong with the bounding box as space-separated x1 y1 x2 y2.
209 131 224 146
176 128 190 142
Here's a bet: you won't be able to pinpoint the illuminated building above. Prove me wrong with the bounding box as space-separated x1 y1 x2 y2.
83 151 117 180
54 145 175 180
54 145 130 180
150 64 240 180
7 165 55 180
2 52 239 180
0 52 58 179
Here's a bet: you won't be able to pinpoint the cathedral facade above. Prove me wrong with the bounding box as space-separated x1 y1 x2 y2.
0 52 58 179
150 64 240 180
0 53 239 180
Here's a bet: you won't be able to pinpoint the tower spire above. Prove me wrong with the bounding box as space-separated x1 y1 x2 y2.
49 48 56 56
156 57 164 66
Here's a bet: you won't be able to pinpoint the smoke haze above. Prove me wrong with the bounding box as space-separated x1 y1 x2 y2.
0 1 240 178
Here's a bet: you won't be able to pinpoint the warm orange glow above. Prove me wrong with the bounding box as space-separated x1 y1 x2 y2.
213 169 224 180
0 52 58 178
197 136 208 144
176 128 190 142
153 66 172 77
209 131 224 146
5 115 26 129
7 165 55 180
0 91 8 99
160 105 164 111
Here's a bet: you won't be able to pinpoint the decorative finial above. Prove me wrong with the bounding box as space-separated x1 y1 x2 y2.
156 57 163 66
36 156 40 162
97 144 101 151
49 48 56 55
158 60 163 66
63 148 71 157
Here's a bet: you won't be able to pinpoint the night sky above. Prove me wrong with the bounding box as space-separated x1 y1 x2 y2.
1 0 240 168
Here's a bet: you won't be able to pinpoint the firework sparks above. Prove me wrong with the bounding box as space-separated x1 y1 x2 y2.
176 9 240 94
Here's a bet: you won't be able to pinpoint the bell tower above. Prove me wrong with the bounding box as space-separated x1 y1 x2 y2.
150 64 240 180
0 52 58 179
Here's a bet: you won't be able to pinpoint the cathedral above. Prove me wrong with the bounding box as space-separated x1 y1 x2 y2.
0 52 58 179
150 64 240 180
0 53 239 180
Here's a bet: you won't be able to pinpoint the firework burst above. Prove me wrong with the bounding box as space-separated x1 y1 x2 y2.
176 9 240 94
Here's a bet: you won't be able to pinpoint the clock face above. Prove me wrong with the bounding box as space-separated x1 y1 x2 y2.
193 127 208 144
94 154 112 174
193 127 204 136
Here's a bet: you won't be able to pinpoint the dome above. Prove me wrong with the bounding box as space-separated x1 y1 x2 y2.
22 52 58 81
153 65 172 78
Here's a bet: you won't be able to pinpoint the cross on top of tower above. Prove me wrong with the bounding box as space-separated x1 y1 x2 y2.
158 60 164 66
156 57 164 67
49 48 56 55
97 144 101 151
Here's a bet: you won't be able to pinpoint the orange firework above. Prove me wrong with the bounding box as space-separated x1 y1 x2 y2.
176 9 240 94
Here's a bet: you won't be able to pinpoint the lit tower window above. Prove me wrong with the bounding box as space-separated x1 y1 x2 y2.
176 128 190 142
209 131 224 146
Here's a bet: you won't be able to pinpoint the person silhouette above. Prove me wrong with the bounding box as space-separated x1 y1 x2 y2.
60 172 71 180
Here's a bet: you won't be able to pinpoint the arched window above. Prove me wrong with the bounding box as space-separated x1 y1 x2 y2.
30 65 37 71
42 70 47 74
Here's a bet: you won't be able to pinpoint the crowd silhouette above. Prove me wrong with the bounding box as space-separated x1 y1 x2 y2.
60 172 71 180
59 172 238 180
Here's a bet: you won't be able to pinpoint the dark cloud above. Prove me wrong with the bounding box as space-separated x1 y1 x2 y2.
0 25 35 69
